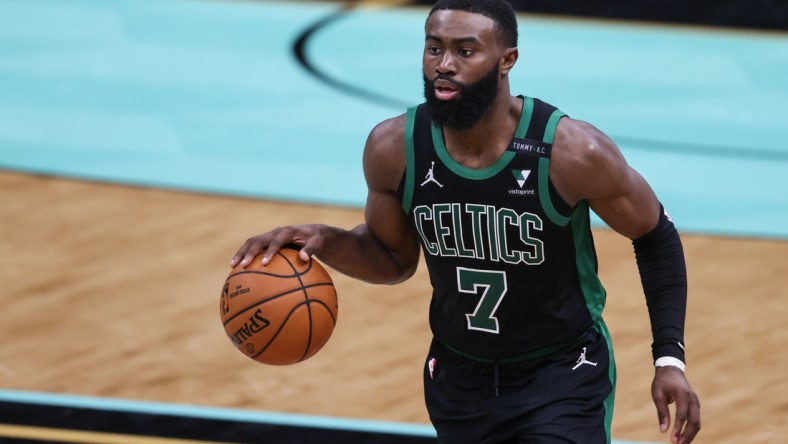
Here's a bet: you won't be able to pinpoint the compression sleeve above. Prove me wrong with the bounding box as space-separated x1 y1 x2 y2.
632 204 687 364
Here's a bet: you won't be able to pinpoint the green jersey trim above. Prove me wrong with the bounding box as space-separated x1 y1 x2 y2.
572 200 607 321
537 109 569 226
543 109 564 144
402 106 418 213
515 95 534 139
595 320 617 444
430 96 535 180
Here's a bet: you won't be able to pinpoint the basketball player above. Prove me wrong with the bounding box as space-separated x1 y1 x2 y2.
231 0 700 442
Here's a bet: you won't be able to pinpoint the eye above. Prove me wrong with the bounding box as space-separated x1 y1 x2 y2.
458 48 474 57
427 46 441 56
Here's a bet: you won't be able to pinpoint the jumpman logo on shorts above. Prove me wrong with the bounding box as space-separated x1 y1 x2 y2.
421 161 443 188
572 347 597 370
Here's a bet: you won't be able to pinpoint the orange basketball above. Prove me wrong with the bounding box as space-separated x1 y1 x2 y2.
220 247 338 365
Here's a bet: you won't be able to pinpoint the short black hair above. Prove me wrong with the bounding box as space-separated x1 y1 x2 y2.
428 0 518 47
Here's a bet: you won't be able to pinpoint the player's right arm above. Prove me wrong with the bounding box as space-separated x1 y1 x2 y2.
230 114 421 285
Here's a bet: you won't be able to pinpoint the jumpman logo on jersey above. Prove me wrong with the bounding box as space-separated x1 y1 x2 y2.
421 161 443 188
572 347 598 370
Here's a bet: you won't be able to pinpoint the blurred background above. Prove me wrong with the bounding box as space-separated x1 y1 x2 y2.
1 1 786 443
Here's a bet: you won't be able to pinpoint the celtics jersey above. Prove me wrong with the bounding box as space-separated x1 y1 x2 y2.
400 96 607 360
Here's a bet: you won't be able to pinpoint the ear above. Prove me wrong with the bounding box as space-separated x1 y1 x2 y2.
500 47 518 75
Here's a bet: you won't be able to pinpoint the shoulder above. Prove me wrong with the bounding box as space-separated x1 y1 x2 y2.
550 117 631 204
363 113 408 192
366 113 407 154
554 117 625 170
552 116 661 238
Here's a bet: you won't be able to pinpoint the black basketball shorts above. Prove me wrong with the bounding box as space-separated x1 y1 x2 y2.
423 322 616 444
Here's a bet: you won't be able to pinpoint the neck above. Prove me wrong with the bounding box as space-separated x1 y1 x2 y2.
442 91 521 168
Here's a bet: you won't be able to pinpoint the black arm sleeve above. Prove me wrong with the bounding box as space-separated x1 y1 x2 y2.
632 204 687 363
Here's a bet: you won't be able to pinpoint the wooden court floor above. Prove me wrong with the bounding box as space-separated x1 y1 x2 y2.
1 170 786 443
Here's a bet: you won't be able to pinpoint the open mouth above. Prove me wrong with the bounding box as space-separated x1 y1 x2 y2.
433 79 459 101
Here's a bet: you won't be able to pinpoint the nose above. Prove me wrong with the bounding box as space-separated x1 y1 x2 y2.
436 52 455 75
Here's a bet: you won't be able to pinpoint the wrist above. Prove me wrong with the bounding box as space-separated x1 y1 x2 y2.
655 356 686 372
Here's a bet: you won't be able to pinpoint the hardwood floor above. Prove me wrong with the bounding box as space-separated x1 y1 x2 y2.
1 171 785 443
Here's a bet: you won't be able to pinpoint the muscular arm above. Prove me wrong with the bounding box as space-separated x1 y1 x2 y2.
552 119 686 359
231 115 420 285
315 116 421 284
550 118 659 238
551 118 700 444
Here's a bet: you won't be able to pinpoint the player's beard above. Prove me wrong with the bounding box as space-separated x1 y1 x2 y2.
423 63 500 131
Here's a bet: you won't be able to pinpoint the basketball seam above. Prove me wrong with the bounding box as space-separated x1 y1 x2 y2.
226 260 313 280
223 248 337 365
280 250 314 363
221 282 334 327
250 299 334 362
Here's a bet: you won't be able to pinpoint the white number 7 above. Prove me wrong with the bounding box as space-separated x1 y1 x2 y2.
457 267 507 334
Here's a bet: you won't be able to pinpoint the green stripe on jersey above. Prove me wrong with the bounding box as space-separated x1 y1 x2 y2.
430 97 535 180
515 96 534 139
595 321 617 444
402 106 417 213
538 109 569 226
572 200 606 321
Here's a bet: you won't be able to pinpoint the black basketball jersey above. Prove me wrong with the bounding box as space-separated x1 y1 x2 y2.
400 96 607 360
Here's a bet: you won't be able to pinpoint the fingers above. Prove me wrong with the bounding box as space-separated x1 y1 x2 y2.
261 234 289 265
652 390 671 434
299 235 324 262
230 235 269 268
653 369 701 444
230 226 321 268
674 392 701 444
671 391 688 443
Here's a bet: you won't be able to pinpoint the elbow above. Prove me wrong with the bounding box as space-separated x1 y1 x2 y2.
363 260 417 285
386 262 418 285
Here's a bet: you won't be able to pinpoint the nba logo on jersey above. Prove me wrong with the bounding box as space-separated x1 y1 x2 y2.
428 357 437 379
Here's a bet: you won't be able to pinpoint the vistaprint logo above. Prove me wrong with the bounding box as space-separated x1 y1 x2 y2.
508 169 535 196
511 169 531 187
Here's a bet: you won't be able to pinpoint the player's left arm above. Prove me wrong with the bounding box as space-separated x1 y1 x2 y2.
551 118 701 444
